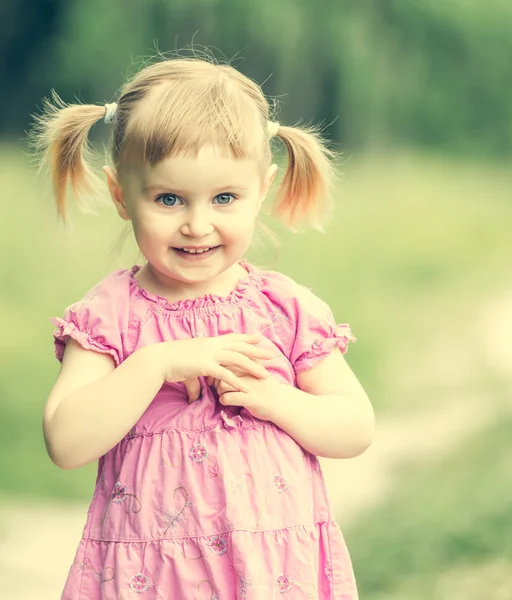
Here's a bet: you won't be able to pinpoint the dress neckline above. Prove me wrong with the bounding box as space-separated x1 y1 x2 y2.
127 259 261 313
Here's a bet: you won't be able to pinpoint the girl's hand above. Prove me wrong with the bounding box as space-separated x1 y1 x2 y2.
207 371 279 422
154 335 273 402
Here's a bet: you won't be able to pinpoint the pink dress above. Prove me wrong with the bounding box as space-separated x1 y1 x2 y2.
52 260 358 600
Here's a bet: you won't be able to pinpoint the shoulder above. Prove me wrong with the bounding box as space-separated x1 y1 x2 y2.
60 267 142 331
67 268 134 312
250 262 355 362
52 267 138 364
253 266 332 319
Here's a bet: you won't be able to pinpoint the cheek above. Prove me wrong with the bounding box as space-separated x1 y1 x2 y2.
131 214 168 249
226 200 260 234
222 213 257 241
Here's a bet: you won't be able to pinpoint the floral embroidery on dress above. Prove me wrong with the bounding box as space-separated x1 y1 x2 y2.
228 561 262 597
206 535 228 556
239 573 256 598
101 481 142 528
163 506 187 533
73 557 115 588
207 462 253 495
74 556 93 572
163 486 192 534
255 473 291 527
127 568 168 598
129 572 149 593
96 566 115 586
311 338 323 351
277 575 293 593
228 472 254 495
273 474 289 493
269 305 290 325
189 443 208 463
197 579 219 599
182 540 203 561
111 482 128 504
276 575 316 597
207 462 221 478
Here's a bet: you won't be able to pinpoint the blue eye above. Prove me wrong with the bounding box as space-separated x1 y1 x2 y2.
214 193 235 205
156 194 182 207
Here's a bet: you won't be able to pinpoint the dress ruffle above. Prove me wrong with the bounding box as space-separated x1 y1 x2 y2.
52 317 121 366
127 260 264 314
294 324 356 372
63 521 357 600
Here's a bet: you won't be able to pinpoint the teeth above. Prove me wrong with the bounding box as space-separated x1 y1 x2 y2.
182 247 211 254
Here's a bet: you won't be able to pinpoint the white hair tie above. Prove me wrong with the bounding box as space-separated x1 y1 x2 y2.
104 103 118 124
268 121 280 138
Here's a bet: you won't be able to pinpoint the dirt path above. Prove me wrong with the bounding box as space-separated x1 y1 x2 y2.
322 393 504 528
323 287 512 527
1 291 510 600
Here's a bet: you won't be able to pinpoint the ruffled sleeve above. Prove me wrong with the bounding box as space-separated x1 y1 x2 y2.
51 273 128 366
287 281 356 373
257 270 356 374
292 320 356 373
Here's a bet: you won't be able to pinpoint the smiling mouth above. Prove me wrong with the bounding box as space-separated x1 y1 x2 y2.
174 246 220 254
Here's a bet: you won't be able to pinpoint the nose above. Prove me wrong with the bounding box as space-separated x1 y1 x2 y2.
179 206 215 238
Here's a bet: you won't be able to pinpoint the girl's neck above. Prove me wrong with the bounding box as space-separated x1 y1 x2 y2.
134 261 249 304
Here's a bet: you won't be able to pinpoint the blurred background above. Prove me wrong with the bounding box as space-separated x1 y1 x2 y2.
1 1 512 598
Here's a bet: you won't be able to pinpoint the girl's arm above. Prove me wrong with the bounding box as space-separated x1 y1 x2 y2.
43 339 165 470
218 350 374 459
268 350 374 458
44 334 271 470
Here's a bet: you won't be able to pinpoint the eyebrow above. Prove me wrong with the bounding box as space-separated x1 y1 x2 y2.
142 183 250 195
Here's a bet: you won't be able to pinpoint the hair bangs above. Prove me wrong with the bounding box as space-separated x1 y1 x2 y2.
118 78 267 168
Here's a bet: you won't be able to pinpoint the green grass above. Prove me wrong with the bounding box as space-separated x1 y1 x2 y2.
345 412 512 600
1 144 510 499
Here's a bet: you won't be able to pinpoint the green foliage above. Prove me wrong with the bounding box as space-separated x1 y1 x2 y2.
8 0 512 155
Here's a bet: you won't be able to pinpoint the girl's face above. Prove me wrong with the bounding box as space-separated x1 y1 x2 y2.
105 145 276 295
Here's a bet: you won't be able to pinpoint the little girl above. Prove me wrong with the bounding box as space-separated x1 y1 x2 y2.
35 57 374 600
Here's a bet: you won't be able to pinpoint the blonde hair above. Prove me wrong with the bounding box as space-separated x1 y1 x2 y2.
31 57 336 228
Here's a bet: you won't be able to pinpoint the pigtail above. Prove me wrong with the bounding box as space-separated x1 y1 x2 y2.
272 124 336 231
30 91 106 220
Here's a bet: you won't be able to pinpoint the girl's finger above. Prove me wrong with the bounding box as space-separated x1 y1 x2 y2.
184 378 201 403
225 334 262 345
222 352 269 380
219 391 243 407
217 380 237 395
235 343 274 360
211 366 250 393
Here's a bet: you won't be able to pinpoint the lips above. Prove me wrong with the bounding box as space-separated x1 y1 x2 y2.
177 247 216 254
172 246 221 260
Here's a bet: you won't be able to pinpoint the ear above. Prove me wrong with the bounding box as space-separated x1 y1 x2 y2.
259 163 278 206
103 166 131 221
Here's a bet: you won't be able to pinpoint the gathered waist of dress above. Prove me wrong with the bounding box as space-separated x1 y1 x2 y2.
121 407 271 439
